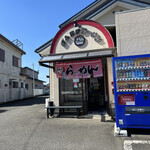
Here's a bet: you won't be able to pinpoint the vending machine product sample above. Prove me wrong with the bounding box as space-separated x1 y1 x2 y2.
113 54 150 129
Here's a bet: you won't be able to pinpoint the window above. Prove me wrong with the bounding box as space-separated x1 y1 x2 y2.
13 81 18 88
12 55 19 67
59 78 84 106
21 82 24 88
25 84 28 90
0 49 5 62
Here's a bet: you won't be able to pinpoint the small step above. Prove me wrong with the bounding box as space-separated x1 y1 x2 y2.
114 123 128 137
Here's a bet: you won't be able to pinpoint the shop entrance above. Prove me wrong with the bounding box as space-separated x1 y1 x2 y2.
87 77 106 111
58 58 108 114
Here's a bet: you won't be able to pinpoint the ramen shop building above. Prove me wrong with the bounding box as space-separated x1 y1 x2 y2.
35 0 150 115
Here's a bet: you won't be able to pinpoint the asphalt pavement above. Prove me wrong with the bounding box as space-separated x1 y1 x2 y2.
0 96 150 150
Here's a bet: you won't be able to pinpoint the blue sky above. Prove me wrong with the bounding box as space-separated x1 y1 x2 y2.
0 0 95 84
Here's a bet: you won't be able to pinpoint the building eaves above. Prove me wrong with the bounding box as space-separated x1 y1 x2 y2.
0 34 26 55
59 0 150 27
79 0 150 20
59 0 104 28
85 0 117 19
34 38 53 53
131 0 150 5
120 0 150 7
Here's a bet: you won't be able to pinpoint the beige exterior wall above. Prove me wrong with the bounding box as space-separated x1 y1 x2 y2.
107 57 114 103
50 66 59 106
116 8 150 56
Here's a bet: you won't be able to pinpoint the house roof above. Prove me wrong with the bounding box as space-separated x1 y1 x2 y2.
22 67 39 73
0 34 26 55
35 0 150 54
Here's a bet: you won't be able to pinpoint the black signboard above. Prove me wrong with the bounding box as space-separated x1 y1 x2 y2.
125 106 150 114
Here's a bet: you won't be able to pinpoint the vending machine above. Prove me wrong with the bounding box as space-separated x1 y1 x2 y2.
113 54 150 129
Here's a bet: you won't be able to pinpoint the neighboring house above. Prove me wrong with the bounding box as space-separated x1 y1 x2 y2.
0 34 26 103
35 0 150 116
21 67 45 97
43 84 50 95
0 34 45 104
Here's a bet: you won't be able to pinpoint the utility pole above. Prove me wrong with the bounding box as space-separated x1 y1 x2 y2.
33 64 35 97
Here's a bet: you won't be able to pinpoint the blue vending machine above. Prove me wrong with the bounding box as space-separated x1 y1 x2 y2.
113 54 150 129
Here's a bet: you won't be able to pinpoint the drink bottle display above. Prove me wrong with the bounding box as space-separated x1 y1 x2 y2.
132 70 135 78
115 57 150 92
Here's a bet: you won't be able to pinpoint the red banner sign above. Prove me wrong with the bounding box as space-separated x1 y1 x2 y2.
55 59 103 79
118 94 135 105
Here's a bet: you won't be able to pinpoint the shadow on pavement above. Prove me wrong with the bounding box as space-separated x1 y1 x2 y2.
0 95 48 108
0 109 8 113
128 128 150 136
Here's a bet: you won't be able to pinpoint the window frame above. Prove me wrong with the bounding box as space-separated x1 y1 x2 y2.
13 81 18 88
12 55 19 67
0 48 5 62
25 84 28 90
21 82 24 88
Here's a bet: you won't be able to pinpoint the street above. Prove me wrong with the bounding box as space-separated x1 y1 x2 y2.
0 96 150 150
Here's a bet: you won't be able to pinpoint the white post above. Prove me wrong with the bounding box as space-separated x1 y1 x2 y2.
33 64 35 97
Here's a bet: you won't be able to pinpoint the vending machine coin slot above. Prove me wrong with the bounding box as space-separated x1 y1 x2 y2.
143 92 149 100
144 96 149 100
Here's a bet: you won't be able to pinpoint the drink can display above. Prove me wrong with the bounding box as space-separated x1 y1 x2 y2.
148 70 150 77
132 70 135 78
129 71 132 78
126 71 128 78
122 62 125 68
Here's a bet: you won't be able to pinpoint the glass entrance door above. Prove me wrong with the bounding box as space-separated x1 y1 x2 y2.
88 77 105 111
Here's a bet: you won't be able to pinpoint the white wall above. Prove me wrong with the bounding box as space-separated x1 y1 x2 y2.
0 38 26 103
0 74 27 103
25 78 33 98
0 37 44 103
116 8 150 56
34 89 43 96
0 39 22 77
24 78 44 98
